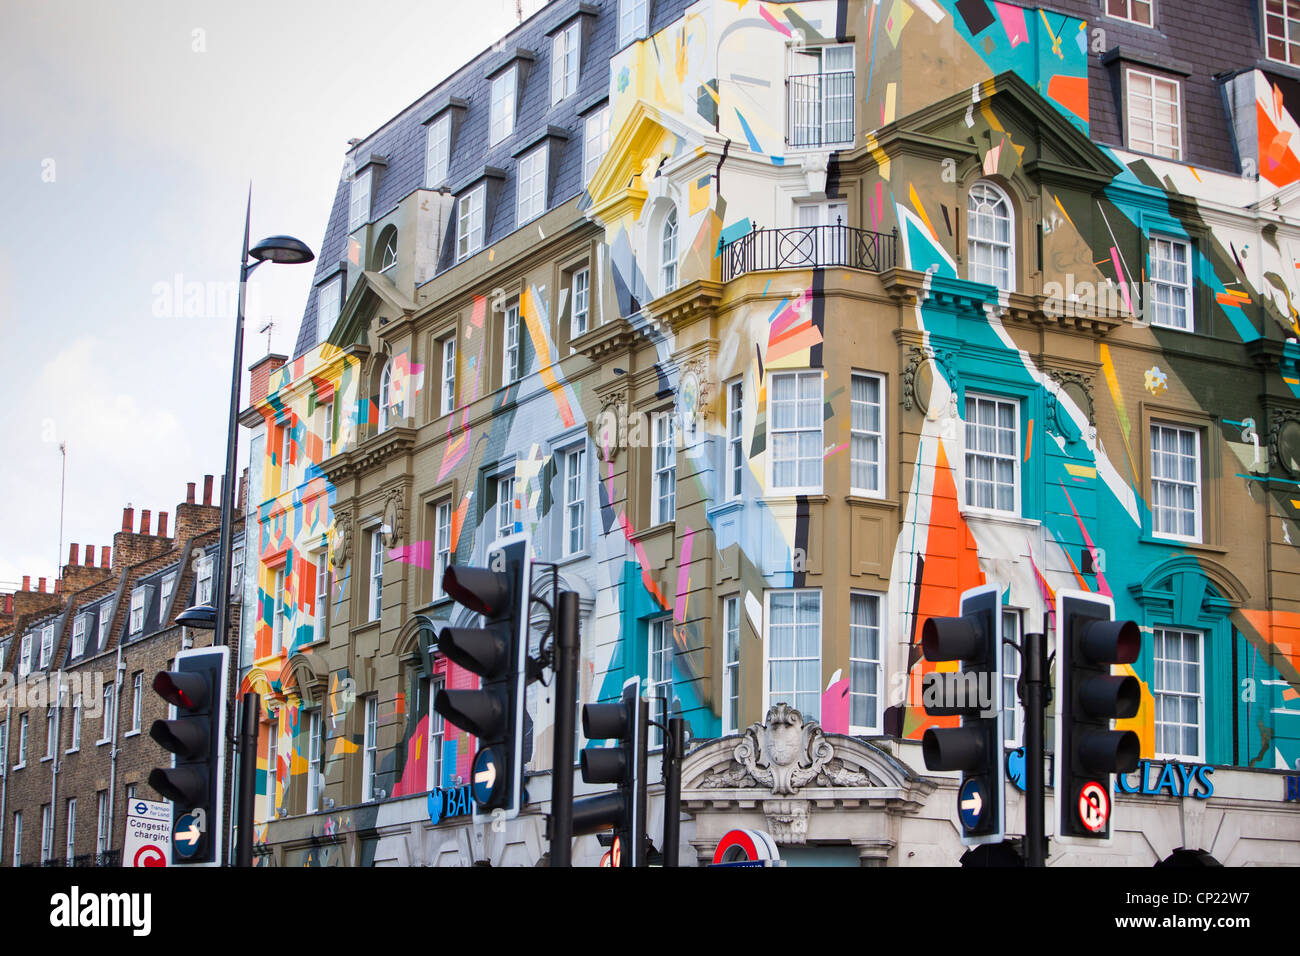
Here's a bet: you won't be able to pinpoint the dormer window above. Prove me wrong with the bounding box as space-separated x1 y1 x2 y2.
129 587 149 635
39 624 54 669
619 0 649 47
518 146 548 225
551 21 580 105
490 68 517 146
160 573 176 614
72 614 87 658
377 226 399 272
457 183 486 261
316 276 341 346
196 555 214 605
425 113 450 187
19 634 32 677
349 167 373 231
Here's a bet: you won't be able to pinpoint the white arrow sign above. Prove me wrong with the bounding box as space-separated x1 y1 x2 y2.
961 790 983 817
176 823 202 847
474 761 497 789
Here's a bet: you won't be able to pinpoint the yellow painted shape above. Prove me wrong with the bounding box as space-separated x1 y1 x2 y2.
1063 463 1097 478
883 82 897 125
332 736 359 757
689 176 710 215
1114 665 1156 758
1099 344 1138 482
908 183 940 242
863 132 891 180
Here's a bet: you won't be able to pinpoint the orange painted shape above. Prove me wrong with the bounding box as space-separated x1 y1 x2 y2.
1047 73 1088 123
1024 419 1033 462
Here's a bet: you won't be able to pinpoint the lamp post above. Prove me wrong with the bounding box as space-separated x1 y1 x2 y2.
181 190 313 868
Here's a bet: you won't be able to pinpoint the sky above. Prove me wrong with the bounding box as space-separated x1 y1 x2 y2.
0 0 540 592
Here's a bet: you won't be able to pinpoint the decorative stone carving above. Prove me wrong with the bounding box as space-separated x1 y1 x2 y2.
678 358 711 440
763 800 809 845
1268 407 1300 475
381 489 405 547
1046 368 1096 428
901 345 958 413
699 704 872 795
328 509 352 570
590 390 627 463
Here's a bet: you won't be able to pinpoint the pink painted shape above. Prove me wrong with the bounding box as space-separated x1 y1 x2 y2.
820 678 850 734
1109 246 1133 313
992 1 1028 46
388 541 433 569
674 527 695 623
1057 482 1113 597
759 3 792 35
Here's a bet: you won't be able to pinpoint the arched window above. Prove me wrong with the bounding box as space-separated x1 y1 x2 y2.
377 226 398 272
660 207 678 294
966 181 1013 291
378 359 405 432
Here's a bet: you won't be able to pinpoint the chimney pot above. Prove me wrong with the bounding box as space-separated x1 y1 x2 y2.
140 509 152 535
122 506 134 532
84 545 94 566
158 511 169 538
101 546 111 568
69 543 79 565
187 482 196 505
38 577 46 593
22 575 30 591
203 475 214 506
54 579 61 594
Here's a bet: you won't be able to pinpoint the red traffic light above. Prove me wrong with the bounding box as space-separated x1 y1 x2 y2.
153 671 210 710
441 566 512 617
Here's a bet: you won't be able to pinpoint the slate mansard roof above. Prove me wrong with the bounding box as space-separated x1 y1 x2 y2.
292 0 697 360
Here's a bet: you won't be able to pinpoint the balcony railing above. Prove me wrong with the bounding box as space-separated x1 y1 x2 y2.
721 222 897 281
788 71 854 148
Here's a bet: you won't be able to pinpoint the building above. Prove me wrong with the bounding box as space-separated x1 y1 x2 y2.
0 478 249 867
248 0 1300 866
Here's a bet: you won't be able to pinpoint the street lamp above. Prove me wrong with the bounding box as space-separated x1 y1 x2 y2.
212 191 314 869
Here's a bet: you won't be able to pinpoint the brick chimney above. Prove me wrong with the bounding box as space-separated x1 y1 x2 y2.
203 475 214 506
113 504 172 571
158 511 169 538
122 506 134 532
100 546 110 568
249 353 289 406
63 541 112 594
140 509 151 535
187 482 196 505
10 579 62 619
37 577 46 593
22 575 30 591
175 475 223 542
69 544 79 566
84 545 94 566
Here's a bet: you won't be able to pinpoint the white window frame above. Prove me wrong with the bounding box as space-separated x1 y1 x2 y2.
362 695 379 801
503 299 522 385
41 804 53 863
378 228 398 272
1126 68 1182 160
349 167 373 231
279 421 293 493
562 445 586 557
196 555 214 606
426 675 446 791
315 550 329 641
1106 0 1153 26
99 684 113 744
321 399 334 459
571 266 590 338
496 473 517 540
850 371 885 497
1150 423 1202 543
490 67 517 146
653 411 676 525
433 500 453 600
963 392 1021 515
19 634 32 677
1152 626 1205 761
763 589 823 722
160 573 175 614
551 21 581 106
96 792 107 854
131 671 143 733
457 183 486 261
98 605 112 650
660 206 678 294
1148 234 1193 331
17 714 28 767
306 709 323 814
70 695 81 752
12 811 21 866
725 379 744 501
369 530 384 622
583 106 611 182
517 145 548 225
39 624 54 669
45 708 56 759
379 359 405 432
317 276 341 346
787 44 855 149
648 616 673 750
1265 0 1300 65
767 370 824 495
72 615 87 658
967 180 1014 291
129 588 148 636
425 113 450 188
619 0 649 47
440 336 457 417
722 595 741 734
272 567 286 654
266 725 278 821
1002 608 1023 746
849 591 884 734
65 797 76 865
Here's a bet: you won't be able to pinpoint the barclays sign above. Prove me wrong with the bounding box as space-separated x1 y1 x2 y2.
427 785 474 825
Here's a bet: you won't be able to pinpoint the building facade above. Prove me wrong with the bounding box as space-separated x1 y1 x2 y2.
249 0 1300 866
0 479 248 868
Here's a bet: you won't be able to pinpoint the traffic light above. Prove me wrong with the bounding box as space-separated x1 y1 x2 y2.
433 533 531 823
920 583 1005 847
148 645 229 865
572 677 648 867
1055 590 1140 841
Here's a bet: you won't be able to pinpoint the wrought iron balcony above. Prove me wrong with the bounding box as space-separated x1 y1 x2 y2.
720 221 897 282
788 71 855 148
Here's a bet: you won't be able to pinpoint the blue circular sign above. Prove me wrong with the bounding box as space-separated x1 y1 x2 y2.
472 748 501 805
1007 747 1026 792
958 779 986 830
173 812 203 859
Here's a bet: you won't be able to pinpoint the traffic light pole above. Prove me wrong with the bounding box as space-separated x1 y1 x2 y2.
234 691 260 867
549 591 579 867
663 716 684 867
1023 630 1047 867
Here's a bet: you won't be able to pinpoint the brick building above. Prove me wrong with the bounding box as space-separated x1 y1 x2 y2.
0 477 248 867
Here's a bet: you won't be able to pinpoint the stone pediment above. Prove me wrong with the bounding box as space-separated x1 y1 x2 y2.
683 703 927 796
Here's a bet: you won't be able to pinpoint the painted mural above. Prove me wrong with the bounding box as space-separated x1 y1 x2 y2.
248 0 1300 855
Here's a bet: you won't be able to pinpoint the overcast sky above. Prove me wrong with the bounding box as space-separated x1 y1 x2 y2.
0 0 536 591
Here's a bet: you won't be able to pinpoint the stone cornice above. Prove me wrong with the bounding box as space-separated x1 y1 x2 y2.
571 315 655 362
320 425 416 484
644 279 724 335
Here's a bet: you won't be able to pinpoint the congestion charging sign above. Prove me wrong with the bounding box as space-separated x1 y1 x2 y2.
123 798 172 867
711 828 782 867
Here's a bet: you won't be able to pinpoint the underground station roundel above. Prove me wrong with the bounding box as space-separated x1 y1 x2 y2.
712 828 781 865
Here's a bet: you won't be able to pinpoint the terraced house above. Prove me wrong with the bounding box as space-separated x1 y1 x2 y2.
246 0 1300 866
